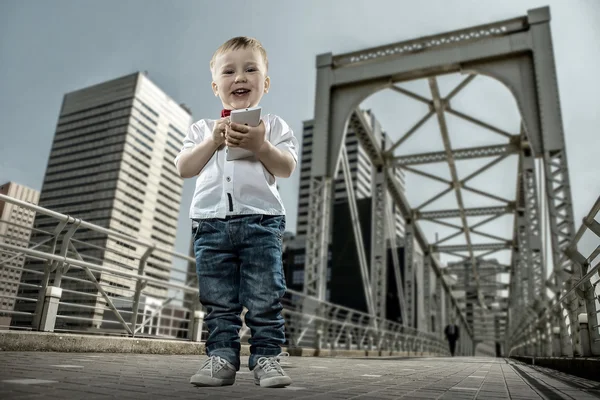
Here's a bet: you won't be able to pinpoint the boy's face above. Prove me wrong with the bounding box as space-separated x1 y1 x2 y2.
211 47 270 110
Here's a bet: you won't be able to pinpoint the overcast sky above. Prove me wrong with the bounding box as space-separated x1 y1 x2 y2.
1 0 599 271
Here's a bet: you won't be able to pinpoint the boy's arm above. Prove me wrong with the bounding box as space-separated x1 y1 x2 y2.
176 138 221 178
256 142 296 178
258 115 298 178
175 119 227 178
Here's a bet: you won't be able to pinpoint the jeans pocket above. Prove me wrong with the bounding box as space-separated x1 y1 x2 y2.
259 215 285 240
192 220 204 240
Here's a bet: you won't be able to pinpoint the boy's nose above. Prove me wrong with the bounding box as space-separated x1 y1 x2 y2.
234 73 247 83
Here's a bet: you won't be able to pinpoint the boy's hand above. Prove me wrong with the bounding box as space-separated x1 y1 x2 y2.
226 121 266 153
212 117 229 147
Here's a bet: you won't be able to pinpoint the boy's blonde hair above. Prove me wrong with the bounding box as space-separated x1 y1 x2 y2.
210 36 269 73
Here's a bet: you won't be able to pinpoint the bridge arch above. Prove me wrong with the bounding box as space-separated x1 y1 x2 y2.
303 6 585 357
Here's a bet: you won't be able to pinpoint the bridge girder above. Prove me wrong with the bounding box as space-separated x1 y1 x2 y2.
305 5 580 351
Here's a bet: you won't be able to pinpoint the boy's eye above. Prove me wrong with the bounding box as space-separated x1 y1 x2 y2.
223 70 234 75
246 67 257 72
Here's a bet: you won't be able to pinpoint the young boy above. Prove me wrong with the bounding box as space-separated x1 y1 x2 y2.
174 37 298 388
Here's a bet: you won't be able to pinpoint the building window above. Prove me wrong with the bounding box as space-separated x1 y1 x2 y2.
292 270 304 285
139 101 159 118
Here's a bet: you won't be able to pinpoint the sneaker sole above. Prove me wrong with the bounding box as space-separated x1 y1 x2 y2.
190 375 235 387
254 376 292 388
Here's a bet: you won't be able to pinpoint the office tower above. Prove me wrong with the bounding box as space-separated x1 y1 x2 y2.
0 182 40 328
286 110 407 317
296 109 406 242
15 72 192 330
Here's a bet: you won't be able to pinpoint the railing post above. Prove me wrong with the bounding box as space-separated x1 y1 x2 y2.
315 329 323 350
551 326 561 356
131 245 154 336
591 308 600 356
190 310 205 342
578 313 592 357
324 324 332 350
401 335 407 354
542 321 551 356
32 220 69 331
32 267 52 331
530 333 536 357
38 286 62 332
346 333 352 350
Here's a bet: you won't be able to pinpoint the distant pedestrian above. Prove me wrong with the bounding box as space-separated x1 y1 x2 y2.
444 321 460 356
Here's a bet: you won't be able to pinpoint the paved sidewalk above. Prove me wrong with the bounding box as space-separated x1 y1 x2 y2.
1 352 599 399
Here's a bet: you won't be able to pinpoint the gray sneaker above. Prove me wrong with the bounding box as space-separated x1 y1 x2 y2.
253 352 292 388
190 355 236 387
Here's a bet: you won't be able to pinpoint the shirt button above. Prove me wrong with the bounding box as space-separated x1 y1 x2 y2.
226 177 231 182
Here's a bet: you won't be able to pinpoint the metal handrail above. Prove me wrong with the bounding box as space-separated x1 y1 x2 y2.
0 193 453 355
507 195 600 357
0 193 194 263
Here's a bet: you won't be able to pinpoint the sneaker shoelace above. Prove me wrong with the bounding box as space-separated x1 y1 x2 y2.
200 355 228 378
257 352 290 374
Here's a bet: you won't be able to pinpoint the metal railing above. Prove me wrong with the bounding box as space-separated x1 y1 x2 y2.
0 193 453 355
507 195 600 357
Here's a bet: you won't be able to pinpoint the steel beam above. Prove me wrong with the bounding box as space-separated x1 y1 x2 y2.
304 52 335 301
341 146 375 315
331 18 530 86
423 254 432 331
417 206 513 220
385 187 407 325
435 273 443 336
452 283 509 290
392 143 519 166
528 7 582 356
370 157 388 319
429 75 493 307
303 176 331 300
404 222 416 328
521 148 545 305
434 243 511 252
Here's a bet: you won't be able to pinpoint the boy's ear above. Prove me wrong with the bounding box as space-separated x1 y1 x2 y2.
212 81 219 97
264 76 270 94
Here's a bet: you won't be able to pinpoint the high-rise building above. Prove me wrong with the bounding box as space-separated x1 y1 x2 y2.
14 72 192 330
0 182 40 328
285 110 407 319
296 109 405 242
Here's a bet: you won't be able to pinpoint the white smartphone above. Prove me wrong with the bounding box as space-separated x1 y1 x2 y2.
226 106 262 161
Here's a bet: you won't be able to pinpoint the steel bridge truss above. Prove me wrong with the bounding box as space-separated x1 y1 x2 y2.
303 6 590 354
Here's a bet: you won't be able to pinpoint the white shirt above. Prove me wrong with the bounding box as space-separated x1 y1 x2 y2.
174 113 299 220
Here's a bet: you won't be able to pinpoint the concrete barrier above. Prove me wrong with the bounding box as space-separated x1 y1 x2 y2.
0 331 445 358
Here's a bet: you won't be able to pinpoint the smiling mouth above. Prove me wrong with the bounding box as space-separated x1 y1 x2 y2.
232 89 250 96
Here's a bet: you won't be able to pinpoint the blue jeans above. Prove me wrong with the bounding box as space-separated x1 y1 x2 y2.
193 214 287 370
